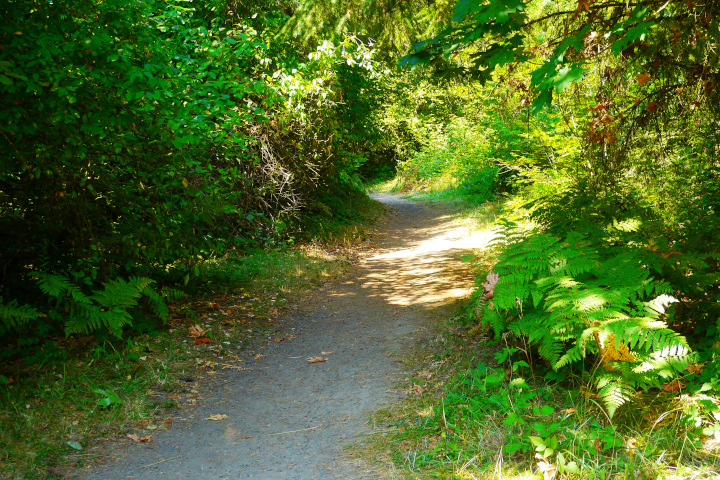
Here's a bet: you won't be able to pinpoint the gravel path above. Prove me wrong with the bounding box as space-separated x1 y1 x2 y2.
77 194 493 480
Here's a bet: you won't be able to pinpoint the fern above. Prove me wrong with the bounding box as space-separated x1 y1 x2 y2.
596 374 636 418
37 273 93 305
478 223 695 416
37 274 167 337
0 296 40 331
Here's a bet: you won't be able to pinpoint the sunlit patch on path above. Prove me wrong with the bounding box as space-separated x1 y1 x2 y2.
361 194 496 307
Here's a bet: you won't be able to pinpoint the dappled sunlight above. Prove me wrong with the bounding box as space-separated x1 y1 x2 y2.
357 196 498 307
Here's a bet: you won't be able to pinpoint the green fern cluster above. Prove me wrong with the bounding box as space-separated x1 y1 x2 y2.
0 297 40 331
482 222 693 416
36 274 168 337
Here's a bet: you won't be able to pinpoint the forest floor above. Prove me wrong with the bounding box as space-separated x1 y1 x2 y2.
70 193 494 480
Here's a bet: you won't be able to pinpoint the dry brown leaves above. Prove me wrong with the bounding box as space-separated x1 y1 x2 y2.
127 433 152 443
206 414 228 421
306 356 327 363
188 324 207 338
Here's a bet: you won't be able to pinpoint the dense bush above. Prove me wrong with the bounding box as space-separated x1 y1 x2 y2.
0 0 388 340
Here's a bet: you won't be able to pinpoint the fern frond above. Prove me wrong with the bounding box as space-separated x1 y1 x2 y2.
538 336 564 365
91 277 149 309
555 344 584 369
38 274 166 338
0 296 40 330
596 374 635 417
37 273 92 305
143 285 169 321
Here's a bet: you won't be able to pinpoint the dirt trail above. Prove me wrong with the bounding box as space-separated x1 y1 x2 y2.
78 194 494 480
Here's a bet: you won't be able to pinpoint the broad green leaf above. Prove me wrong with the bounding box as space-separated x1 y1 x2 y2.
553 64 586 92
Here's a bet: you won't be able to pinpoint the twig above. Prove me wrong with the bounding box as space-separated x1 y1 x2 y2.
268 425 322 436
64 453 114 457
141 455 181 468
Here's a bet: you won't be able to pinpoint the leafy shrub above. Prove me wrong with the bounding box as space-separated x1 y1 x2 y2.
0 1 389 342
480 220 694 416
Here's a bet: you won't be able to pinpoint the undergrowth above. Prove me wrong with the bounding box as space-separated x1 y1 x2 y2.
0 196 384 479
365 308 720 480
361 197 720 480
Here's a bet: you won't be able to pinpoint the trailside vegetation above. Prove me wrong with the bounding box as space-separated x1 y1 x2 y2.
0 0 389 345
343 0 720 478
1 0 720 477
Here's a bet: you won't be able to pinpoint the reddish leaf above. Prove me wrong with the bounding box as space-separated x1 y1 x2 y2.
194 337 212 345
662 379 685 392
687 363 704 374
306 356 328 363
636 73 651 86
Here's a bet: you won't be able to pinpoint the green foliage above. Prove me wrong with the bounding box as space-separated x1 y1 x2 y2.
0 0 393 345
395 116 498 200
0 297 39 331
283 0 455 56
481 221 694 416
36 274 166 338
93 389 122 408
402 0 720 114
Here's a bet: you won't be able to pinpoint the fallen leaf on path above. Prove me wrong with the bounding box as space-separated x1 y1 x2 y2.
189 324 207 337
321 351 333 355
306 356 328 363
254 354 264 361
206 414 228 421
273 337 286 342
226 309 233 315
241 435 252 439
194 337 212 345
127 434 139 442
